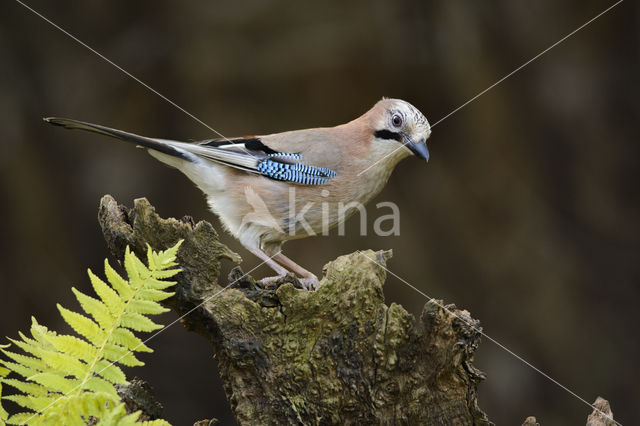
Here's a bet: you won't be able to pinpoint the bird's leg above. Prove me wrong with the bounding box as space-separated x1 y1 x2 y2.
273 253 319 291
246 247 293 285
245 246 318 291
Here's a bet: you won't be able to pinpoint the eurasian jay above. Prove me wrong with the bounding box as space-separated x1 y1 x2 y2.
45 98 431 290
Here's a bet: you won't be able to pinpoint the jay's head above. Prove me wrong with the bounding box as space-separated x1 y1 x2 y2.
369 98 431 162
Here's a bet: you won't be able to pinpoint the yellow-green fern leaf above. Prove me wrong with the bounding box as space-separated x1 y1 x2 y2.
0 241 182 425
71 288 114 331
143 277 178 291
146 244 159 271
94 360 127 385
57 306 106 347
27 373 77 394
0 359 42 381
0 363 8 423
14 332 38 349
127 299 169 316
140 420 172 426
5 340 47 366
83 377 117 397
89 269 125 316
110 328 152 354
137 288 175 302
120 312 163 333
149 269 180 280
0 350 46 374
5 411 34 425
104 260 134 300
125 247 150 287
148 241 182 269
3 394 55 412
0 379 48 398
102 343 143 367
110 408 141 426
36 350 86 380
44 335 96 363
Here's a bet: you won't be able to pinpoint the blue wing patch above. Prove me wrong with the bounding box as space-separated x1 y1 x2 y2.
256 153 337 185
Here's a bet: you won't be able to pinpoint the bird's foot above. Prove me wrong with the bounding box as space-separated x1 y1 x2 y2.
259 273 301 290
259 274 288 285
298 275 319 291
259 274 319 291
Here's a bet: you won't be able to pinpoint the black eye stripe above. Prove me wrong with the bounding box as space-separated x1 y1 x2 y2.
374 129 402 142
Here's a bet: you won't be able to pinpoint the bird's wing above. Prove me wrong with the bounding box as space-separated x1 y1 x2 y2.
183 136 337 185
44 117 336 185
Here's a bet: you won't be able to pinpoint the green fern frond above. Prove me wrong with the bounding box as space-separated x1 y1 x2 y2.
0 242 181 425
1 360 9 424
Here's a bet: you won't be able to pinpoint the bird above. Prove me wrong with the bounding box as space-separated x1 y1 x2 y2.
45 98 431 290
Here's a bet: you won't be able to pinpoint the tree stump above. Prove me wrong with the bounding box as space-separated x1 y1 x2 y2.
97 195 491 425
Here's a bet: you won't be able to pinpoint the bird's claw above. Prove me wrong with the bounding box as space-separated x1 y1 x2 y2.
259 274 289 287
258 274 319 291
299 276 319 291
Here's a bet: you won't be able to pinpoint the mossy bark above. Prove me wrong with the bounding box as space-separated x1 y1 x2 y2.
98 195 491 425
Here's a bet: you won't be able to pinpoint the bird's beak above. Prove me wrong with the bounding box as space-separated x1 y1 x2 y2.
402 134 430 162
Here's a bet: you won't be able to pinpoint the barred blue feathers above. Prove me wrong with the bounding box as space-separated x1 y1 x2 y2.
256 153 337 185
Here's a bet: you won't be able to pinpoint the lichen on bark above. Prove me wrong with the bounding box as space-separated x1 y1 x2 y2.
98 195 491 425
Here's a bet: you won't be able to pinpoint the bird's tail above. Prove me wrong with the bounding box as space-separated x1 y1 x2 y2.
44 117 193 161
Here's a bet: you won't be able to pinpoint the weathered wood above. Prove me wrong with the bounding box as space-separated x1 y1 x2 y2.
98 195 491 425
115 378 164 422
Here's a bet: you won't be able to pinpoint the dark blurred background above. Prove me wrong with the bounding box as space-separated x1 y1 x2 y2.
1 0 638 424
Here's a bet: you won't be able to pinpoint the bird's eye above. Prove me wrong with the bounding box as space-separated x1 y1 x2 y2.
392 114 403 128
